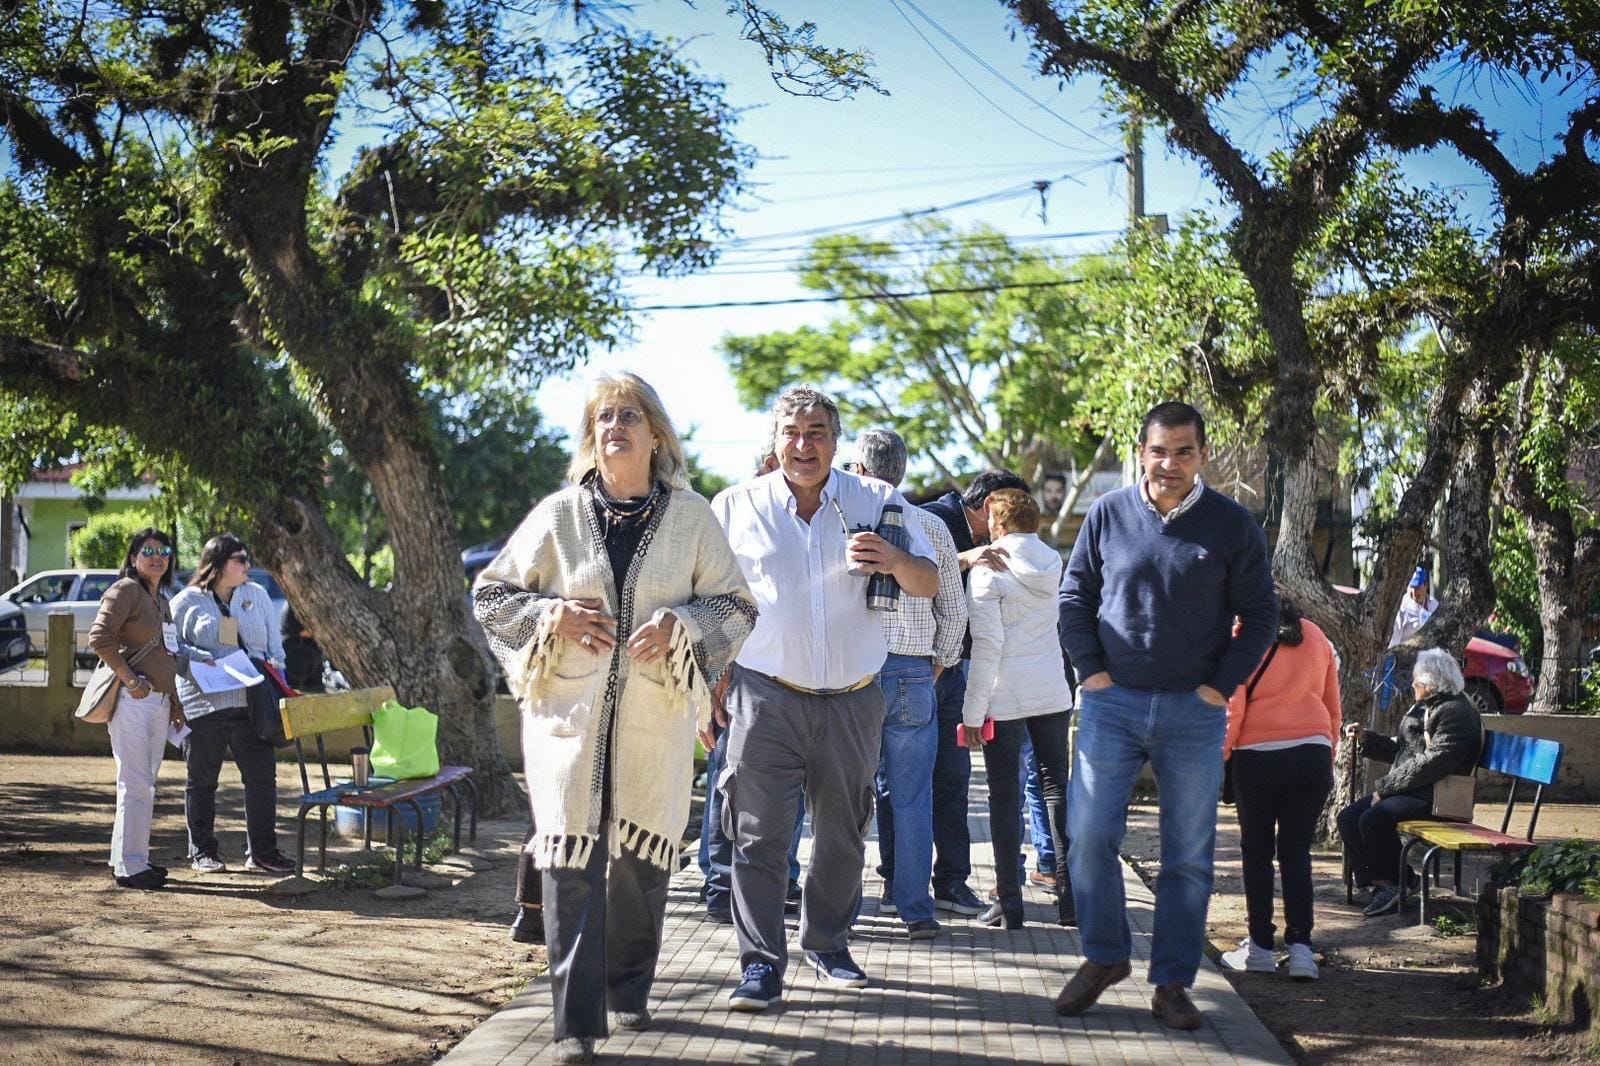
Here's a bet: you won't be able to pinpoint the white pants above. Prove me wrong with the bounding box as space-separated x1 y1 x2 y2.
108 689 169 877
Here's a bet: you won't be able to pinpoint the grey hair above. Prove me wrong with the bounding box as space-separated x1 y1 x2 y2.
770 385 842 442
853 427 908 487
1412 647 1466 696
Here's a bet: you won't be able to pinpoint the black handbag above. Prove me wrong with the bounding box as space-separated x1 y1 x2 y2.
1222 642 1280 805
244 656 295 748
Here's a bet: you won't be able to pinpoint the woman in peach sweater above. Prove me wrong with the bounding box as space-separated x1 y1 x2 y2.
1219 588 1341 981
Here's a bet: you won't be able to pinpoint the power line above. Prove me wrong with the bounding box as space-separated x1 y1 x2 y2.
886 0 1102 157
631 276 1104 312
639 242 1122 277
723 160 1123 247
892 0 1122 154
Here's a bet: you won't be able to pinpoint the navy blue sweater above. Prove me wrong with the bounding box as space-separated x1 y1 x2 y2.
1057 484 1277 696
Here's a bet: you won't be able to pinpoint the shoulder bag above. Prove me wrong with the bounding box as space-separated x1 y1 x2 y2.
75 633 163 724
1221 642 1280 806
1428 704 1484 823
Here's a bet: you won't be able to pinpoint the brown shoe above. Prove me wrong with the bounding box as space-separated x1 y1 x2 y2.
1150 981 1202 1031
1054 959 1132 1016
1028 870 1058 889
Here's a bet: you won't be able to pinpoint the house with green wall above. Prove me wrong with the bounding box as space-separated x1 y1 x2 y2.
3 465 160 584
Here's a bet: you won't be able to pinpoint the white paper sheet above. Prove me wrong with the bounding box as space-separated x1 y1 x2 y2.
190 649 265 694
167 720 192 749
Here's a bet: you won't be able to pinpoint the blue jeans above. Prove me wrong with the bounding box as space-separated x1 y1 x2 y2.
702 720 803 910
1020 738 1055 876
1067 683 1226 986
882 660 972 895
873 655 938 923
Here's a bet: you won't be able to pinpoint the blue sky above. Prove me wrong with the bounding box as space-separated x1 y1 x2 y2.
530 2 1587 480
533 1 1211 479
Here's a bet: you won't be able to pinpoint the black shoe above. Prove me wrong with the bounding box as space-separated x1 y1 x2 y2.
146 863 168 880
510 906 544 944
784 880 802 915
877 885 898 916
934 884 985 916
115 867 166 890
245 850 297 875
979 900 1023 929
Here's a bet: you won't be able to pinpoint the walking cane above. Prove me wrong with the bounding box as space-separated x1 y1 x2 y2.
1342 731 1361 903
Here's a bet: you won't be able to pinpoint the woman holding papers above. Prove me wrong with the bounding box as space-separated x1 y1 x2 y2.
171 534 295 875
90 527 187 890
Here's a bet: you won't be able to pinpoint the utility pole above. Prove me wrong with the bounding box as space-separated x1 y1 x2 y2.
1127 111 1145 224
1126 111 1167 234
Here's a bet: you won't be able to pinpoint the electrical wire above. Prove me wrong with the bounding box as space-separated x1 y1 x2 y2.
630 275 1107 312
890 0 1122 154
722 159 1124 247
886 0 1104 157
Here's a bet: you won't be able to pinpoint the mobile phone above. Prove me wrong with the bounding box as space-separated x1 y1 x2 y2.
956 718 995 747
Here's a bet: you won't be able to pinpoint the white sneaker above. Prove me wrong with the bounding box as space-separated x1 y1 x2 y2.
1219 937 1276 973
191 852 226 874
1286 942 1319 981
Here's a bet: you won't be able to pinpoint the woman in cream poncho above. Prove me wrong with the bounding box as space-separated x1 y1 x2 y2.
473 372 756 1065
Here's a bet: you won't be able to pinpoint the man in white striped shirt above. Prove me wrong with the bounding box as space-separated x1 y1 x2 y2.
851 429 966 941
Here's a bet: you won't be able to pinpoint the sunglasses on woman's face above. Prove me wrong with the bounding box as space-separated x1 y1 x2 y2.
139 545 173 558
230 553 250 565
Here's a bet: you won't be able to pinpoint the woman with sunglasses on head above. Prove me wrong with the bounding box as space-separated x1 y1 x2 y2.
474 372 756 1065
169 534 295 874
89 527 187 889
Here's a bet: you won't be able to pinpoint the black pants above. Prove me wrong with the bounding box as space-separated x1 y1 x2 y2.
515 824 543 907
1336 791 1431 889
983 712 1071 920
182 707 279 860
542 754 671 1041
1231 744 1334 948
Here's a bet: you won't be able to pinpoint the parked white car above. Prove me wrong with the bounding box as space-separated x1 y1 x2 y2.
1 568 120 667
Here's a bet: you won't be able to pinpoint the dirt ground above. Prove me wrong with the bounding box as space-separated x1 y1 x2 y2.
0 753 539 1065
4 751 1599 1064
1123 797 1600 1064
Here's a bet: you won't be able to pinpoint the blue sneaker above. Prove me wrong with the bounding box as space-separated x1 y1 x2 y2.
727 962 781 1012
804 948 868 989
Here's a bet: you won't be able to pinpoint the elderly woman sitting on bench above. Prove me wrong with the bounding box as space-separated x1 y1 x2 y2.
1338 647 1482 918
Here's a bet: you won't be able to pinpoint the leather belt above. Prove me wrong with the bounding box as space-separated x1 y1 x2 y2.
771 673 877 697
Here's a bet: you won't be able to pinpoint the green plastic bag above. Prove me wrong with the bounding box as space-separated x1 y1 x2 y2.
370 699 441 779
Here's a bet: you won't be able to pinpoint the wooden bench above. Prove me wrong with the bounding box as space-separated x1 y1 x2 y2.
1390 729 1564 924
279 687 478 886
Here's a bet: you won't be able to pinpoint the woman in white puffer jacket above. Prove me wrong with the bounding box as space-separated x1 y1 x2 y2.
961 488 1075 930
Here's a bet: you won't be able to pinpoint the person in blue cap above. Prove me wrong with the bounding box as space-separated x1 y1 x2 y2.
1388 567 1438 647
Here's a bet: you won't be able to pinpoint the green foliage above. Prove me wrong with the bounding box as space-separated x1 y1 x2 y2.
1429 913 1474 937
69 511 161 569
1491 512 1543 667
1493 840 1600 899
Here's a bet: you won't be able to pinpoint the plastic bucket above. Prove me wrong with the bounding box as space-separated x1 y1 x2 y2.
331 779 443 844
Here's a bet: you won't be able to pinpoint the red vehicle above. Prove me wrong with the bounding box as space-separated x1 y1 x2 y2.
1462 636 1533 715
1332 585 1534 714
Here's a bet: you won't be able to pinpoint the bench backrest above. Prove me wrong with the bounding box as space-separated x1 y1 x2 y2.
1479 730 1563 785
1478 728 1564 840
278 686 395 741
278 686 397 796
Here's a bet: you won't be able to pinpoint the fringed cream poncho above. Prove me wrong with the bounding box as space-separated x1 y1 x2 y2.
473 483 757 872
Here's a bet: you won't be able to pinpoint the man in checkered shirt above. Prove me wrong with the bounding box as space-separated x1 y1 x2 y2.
851 428 967 940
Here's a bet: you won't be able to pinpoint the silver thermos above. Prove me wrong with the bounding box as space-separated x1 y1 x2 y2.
351 746 371 787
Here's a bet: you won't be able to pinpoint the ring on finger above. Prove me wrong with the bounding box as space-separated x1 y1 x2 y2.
581 633 594 647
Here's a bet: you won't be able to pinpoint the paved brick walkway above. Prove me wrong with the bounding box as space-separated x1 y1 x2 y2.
447 758 1290 1065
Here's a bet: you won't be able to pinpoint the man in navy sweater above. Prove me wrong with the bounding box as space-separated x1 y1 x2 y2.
1055 402 1277 1031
